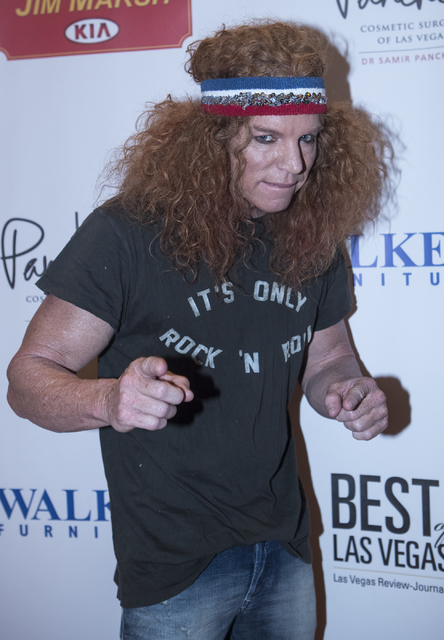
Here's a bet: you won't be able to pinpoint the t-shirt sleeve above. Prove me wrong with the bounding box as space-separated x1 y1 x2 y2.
36 209 130 332
314 250 352 332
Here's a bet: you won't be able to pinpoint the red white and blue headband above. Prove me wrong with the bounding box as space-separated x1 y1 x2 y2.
201 77 327 116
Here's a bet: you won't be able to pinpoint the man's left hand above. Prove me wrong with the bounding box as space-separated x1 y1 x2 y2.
325 377 388 440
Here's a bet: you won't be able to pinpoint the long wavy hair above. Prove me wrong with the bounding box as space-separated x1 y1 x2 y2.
104 21 387 287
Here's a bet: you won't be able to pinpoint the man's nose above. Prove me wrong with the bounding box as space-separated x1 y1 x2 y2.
277 141 305 174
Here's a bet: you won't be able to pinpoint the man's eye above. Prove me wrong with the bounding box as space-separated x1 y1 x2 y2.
300 134 317 145
254 135 274 144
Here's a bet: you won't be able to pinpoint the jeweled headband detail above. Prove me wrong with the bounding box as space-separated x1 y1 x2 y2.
201 77 327 116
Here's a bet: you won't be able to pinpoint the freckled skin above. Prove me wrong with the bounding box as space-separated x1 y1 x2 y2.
231 114 321 218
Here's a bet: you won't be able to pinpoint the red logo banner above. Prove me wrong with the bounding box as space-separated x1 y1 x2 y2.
0 0 192 60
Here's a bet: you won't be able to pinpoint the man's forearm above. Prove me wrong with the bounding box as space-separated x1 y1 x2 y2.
301 323 387 440
302 354 363 418
7 354 115 433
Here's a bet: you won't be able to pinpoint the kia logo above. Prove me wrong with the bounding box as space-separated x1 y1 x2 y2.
65 19 119 44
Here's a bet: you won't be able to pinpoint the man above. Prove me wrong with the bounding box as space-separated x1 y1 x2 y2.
7 21 388 639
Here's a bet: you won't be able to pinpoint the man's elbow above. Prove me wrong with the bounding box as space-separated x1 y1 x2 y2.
7 358 23 415
6 353 36 420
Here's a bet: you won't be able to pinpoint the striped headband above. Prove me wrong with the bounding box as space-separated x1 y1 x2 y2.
201 77 327 116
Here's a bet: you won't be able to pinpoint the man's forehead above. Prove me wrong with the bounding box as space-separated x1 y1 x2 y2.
249 114 322 134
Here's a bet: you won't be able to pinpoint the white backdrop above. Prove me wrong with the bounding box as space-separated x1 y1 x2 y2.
1 1 443 638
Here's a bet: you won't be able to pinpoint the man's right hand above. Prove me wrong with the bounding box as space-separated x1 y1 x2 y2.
104 356 194 433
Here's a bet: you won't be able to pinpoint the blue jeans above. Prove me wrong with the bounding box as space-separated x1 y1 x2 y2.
120 540 316 639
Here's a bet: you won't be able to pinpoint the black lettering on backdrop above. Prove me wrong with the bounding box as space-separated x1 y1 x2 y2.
1 212 82 289
360 475 382 532
1 218 46 289
332 474 440 536
332 473 357 529
336 0 444 19
435 523 444 550
412 478 440 536
385 477 410 534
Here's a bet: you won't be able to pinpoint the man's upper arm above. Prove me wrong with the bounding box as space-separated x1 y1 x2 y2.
15 294 115 372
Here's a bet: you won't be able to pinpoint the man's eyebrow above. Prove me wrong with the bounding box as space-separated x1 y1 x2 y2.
251 125 324 135
251 125 282 135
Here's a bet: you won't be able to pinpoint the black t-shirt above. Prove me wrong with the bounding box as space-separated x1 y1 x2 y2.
37 203 352 607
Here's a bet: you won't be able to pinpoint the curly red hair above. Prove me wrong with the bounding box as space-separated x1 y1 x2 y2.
104 21 388 287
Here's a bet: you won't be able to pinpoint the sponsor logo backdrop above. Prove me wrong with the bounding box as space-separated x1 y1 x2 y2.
1 0 442 638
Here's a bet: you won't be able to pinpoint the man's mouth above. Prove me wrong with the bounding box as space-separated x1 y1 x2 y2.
263 181 296 189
